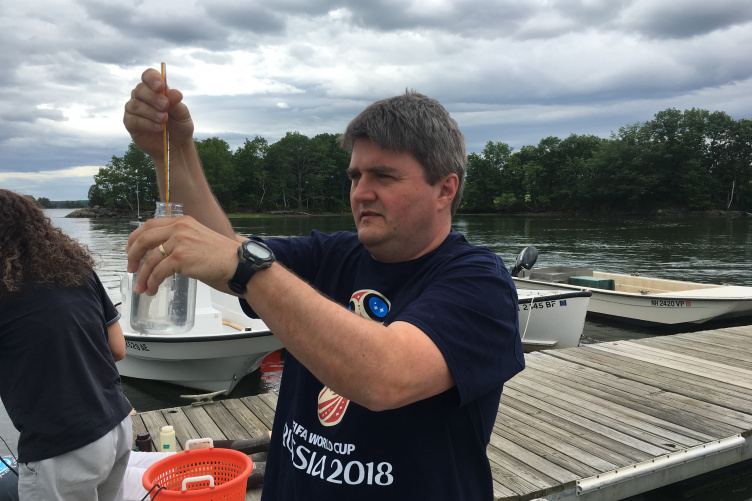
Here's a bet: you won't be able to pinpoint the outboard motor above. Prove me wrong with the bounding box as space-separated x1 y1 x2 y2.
510 246 538 277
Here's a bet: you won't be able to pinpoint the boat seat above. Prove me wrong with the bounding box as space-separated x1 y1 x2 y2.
568 276 615 291
527 267 592 283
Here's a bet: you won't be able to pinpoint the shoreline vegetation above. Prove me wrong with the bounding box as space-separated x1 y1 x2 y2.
64 206 751 219
75 107 752 217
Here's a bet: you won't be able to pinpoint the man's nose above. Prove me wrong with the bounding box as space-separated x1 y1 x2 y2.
351 178 376 202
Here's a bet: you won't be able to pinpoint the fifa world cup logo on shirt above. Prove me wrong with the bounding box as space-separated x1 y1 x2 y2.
317 290 391 426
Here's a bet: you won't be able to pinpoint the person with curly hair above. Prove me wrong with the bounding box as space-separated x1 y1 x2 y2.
0 189 133 501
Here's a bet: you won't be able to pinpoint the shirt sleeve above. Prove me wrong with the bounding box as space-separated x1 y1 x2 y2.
91 272 121 326
395 252 524 406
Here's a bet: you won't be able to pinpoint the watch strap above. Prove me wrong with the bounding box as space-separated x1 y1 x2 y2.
228 250 255 294
228 241 274 294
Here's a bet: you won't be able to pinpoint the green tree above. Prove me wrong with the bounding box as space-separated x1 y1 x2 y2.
584 124 657 211
704 114 752 210
462 153 496 212
88 185 106 207
36 197 54 208
554 134 603 210
310 133 351 212
641 108 711 210
234 136 269 211
90 143 158 210
196 137 237 210
461 141 512 212
264 132 325 212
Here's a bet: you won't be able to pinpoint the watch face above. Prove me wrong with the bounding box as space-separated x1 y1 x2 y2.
247 241 273 259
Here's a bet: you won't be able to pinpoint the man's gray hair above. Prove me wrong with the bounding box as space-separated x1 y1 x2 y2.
339 91 466 215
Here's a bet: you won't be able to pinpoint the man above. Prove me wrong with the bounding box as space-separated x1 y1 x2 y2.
124 68 524 500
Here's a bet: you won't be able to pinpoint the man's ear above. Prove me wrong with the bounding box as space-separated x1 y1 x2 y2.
437 173 459 210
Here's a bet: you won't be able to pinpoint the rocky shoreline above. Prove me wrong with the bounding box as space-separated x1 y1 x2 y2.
65 207 154 219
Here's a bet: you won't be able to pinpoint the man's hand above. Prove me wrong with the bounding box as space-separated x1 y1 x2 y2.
123 68 195 159
125 216 239 297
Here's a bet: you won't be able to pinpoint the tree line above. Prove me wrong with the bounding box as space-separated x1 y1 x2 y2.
89 132 351 214
89 107 752 214
23 196 87 209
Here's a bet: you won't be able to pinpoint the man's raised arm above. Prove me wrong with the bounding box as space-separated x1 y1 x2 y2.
123 68 236 239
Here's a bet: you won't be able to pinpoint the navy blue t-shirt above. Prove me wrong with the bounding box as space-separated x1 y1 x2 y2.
0 272 132 463
247 230 524 501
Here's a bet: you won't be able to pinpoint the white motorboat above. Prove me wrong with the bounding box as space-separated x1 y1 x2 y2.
517 289 592 351
116 274 283 394
512 255 752 326
507 248 591 351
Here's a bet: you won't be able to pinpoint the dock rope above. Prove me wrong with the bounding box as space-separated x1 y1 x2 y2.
520 295 536 341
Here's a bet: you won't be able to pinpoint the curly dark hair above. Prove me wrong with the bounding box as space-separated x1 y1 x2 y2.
0 189 97 294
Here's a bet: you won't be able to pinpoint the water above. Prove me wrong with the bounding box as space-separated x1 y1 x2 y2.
2 209 751 498
129 272 197 334
8 211 752 409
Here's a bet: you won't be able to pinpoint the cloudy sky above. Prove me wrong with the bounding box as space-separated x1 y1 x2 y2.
1 0 751 201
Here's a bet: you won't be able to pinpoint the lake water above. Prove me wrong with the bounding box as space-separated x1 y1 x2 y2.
2 209 751 499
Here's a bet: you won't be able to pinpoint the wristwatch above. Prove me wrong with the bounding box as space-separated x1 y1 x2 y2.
228 240 275 294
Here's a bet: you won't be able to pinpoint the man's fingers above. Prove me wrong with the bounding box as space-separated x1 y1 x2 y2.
125 85 168 118
126 219 174 271
142 68 164 92
139 255 177 296
126 215 238 296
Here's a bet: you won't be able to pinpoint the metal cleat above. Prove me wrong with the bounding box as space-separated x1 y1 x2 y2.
179 389 227 406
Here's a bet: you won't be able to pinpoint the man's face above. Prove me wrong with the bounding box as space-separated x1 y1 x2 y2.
348 138 450 263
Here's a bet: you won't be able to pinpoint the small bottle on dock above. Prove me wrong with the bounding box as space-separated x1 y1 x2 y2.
135 431 152 452
160 425 176 451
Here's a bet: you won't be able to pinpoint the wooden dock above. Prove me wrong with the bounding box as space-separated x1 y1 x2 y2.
133 324 752 501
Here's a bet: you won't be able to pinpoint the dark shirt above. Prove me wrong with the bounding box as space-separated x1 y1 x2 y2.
246 230 524 501
0 272 132 463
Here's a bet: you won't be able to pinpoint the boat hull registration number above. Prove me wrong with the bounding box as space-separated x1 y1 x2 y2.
519 300 567 311
650 300 691 308
126 341 150 351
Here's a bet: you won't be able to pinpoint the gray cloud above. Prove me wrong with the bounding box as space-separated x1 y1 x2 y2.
205 4 287 34
621 0 752 39
0 0 751 200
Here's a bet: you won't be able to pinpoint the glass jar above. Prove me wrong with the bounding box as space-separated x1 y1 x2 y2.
130 202 197 334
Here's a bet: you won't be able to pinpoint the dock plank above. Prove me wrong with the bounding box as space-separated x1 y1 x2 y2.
501 386 668 457
520 364 729 440
618 339 752 379
239 395 276 430
507 370 710 448
222 398 269 436
498 392 655 463
160 408 200 451
133 324 752 501
591 342 752 389
528 356 751 435
202 402 253 440
139 410 170 451
642 334 752 359
488 432 579 488
486 449 550 495
493 406 618 474
183 405 227 442
550 348 752 411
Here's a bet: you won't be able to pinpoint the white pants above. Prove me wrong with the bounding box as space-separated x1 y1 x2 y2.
122 451 175 501
18 415 132 501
